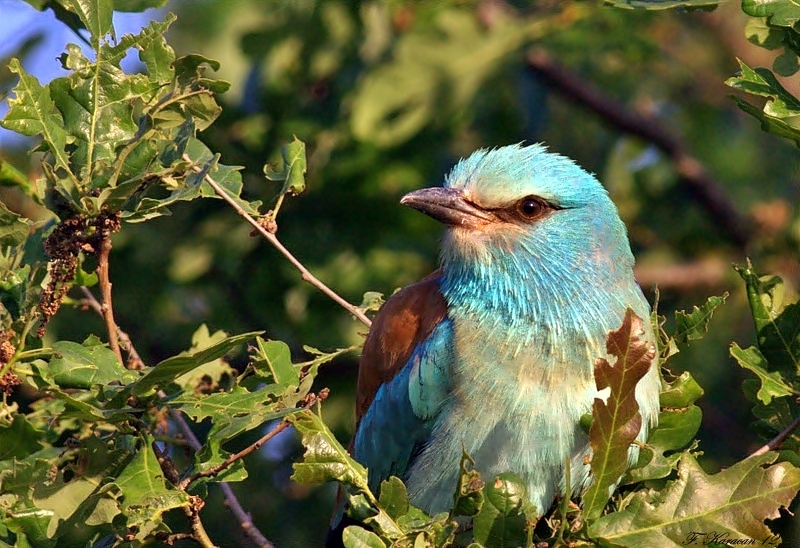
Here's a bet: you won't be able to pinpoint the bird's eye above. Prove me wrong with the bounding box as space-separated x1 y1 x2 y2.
517 197 543 219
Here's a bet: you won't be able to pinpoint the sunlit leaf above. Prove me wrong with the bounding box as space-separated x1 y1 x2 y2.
590 452 800 546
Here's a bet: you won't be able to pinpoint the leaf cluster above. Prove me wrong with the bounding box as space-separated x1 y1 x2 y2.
726 1 800 147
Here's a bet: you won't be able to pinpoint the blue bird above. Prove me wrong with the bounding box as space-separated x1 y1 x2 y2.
334 143 660 541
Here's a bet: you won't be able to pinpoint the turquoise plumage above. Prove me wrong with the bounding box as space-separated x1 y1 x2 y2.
344 143 660 535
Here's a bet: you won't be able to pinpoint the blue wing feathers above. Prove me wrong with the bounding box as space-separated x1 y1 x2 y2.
353 318 454 492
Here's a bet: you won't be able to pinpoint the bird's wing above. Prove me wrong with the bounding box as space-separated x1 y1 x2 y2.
353 270 452 491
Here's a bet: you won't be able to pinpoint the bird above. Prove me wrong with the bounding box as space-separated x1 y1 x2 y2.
332 143 660 542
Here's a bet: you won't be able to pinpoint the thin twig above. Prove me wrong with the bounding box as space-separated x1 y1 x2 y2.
80 290 275 547
96 233 123 364
219 483 274 548
748 413 800 458
181 153 372 327
181 420 292 489
526 49 753 250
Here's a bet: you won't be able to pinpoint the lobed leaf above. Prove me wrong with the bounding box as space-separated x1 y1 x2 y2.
38 336 138 390
673 293 728 344
731 343 796 405
590 452 800 546
584 308 655 520
727 60 800 147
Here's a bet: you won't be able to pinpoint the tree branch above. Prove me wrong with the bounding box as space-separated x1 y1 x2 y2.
526 49 753 250
182 153 372 327
96 227 123 365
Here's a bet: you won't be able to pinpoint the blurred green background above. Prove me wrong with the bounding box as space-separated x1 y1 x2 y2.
2 1 799 545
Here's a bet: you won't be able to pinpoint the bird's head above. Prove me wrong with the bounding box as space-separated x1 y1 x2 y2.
401 143 638 319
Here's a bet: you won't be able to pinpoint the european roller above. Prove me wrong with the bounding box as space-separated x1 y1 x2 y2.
333 143 660 541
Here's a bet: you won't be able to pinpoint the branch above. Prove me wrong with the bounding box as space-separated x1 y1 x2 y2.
526 49 753 250
182 153 372 327
748 412 800 458
96 225 123 364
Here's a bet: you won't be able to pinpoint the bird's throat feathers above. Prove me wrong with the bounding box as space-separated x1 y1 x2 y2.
438 208 644 372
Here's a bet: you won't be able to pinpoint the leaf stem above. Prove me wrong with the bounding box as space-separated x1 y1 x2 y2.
182 154 372 327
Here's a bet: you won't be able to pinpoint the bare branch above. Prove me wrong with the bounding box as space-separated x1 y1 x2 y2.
526 49 754 250
219 483 274 548
96 225 123 364
182 153 372 327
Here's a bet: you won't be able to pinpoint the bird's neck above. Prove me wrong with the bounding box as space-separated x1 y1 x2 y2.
438 230 645 371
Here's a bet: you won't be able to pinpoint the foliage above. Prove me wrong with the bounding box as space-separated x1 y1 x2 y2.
727 1 800 147
0 0 799 547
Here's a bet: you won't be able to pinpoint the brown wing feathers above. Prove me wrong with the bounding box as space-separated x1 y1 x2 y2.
355 270 447 425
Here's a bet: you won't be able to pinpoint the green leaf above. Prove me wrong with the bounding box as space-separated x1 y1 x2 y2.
40 337 137 389
291 410 371 491
342 526 388 548
625 407 702 484
378 477 409 520
264 136 307 196
1 59 76 183
254 337 300 387
626 371 704 483
130 330 261 395
291 411 404 540
726 60 800 147
61 0 114 47
731 343 796 405
673 293 728 344
0 416 45 460
450 450 484 518
735 262 800 379
115 435 189 529
659 370 704 408
589 452 800 546
0 159 41 203
584 308 654 520
0 202 31 248
472 472 534 547
742 0 800 26
173 325 237 392
32 436 130 538
172 372 303 483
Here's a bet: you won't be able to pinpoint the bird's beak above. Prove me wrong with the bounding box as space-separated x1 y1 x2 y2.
401 187 495 230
